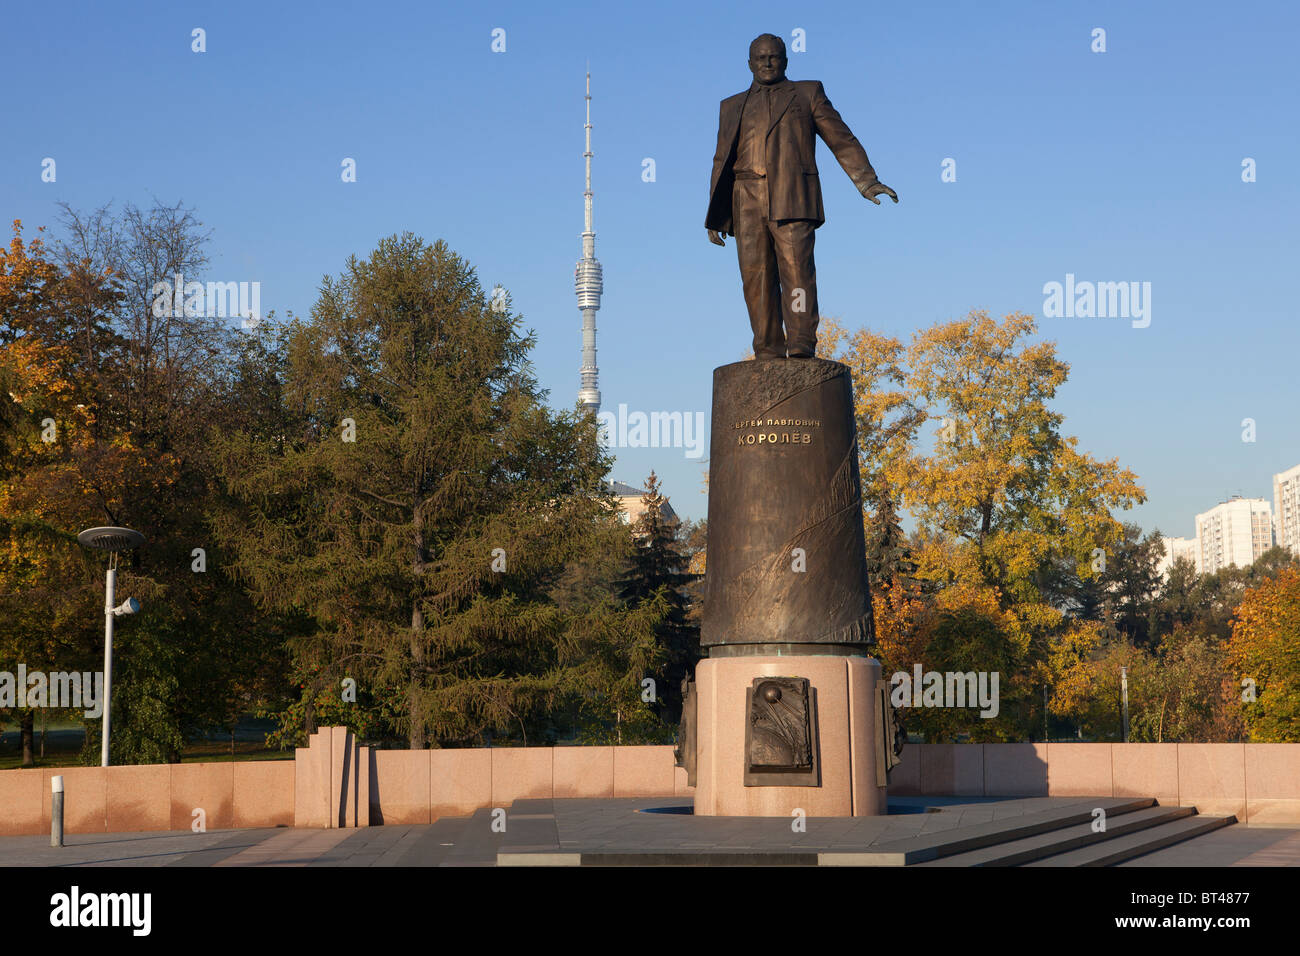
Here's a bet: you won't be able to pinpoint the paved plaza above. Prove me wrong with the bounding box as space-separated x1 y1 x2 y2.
2 796 1298 867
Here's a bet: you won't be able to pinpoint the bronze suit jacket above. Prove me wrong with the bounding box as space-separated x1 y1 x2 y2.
705 79 878 234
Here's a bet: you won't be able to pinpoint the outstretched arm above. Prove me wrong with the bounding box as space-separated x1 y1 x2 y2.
811 82 898 204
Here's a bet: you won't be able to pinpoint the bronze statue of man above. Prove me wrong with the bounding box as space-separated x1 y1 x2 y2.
706 34 897 359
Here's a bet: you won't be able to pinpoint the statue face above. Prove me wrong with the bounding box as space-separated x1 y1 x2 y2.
748 37 787 85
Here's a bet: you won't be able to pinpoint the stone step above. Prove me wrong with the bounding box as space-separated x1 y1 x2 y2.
915 805 1195 867
821 797 1156 866
1023 813 1237 867
500 849 818 867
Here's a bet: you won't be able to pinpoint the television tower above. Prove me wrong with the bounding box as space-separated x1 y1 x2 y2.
575 70 603 414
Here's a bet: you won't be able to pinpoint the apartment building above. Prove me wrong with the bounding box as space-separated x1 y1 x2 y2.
1194 496 1274 574
1273 462 1300 556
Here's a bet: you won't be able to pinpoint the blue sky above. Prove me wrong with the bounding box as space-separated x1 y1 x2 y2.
4 0 1297 534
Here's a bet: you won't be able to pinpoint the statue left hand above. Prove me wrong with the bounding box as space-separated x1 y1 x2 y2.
861 182 899 205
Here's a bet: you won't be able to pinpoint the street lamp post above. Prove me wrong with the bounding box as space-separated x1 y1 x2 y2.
77 527 144 767
1120 665 1131 744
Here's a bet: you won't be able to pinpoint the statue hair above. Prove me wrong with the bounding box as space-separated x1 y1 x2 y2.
749 34 786 58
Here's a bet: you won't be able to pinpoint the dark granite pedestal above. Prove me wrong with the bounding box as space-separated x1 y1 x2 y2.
702 358 872 651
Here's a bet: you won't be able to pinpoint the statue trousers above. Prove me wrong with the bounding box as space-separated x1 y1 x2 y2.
732 177 819 359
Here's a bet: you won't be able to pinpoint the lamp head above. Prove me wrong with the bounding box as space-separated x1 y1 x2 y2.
112 597 140 617
77 527 145 552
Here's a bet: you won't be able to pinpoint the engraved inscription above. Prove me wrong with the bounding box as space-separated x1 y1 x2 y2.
733 417 820 448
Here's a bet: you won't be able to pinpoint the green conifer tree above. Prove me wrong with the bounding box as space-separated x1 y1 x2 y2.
212 234 659 748
615 472 700 729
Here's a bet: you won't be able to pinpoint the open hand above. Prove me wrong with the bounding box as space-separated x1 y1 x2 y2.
861 182 899 205
708 229 728 246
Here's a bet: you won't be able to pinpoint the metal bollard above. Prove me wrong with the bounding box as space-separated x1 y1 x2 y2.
51 775 64 847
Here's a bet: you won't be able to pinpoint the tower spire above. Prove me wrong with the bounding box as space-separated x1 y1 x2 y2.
575 69 602 414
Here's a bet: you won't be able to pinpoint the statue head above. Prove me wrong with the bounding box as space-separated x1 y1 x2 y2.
748 34 787 86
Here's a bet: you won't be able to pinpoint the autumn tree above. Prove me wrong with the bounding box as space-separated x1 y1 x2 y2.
1132 631 1245 742
896 312 1144 597
819 312 1146 739
2 207 290 765
1226 567 1300 741
1 220 120 764
906 313 1146 736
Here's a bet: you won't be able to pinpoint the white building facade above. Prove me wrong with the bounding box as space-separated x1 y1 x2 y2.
1156 535 1200 578
1194 497 1274 574
1273 462 1300 556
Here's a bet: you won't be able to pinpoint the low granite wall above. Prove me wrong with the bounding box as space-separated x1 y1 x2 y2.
0 760 295 835
887 742 1300 824
365 741 691 825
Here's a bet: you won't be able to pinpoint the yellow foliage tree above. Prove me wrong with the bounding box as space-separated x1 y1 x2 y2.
1227 568 1300 741
840 311 1145 739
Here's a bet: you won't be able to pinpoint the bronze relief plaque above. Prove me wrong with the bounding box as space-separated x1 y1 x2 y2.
744 677 820 787
674 678 698 787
